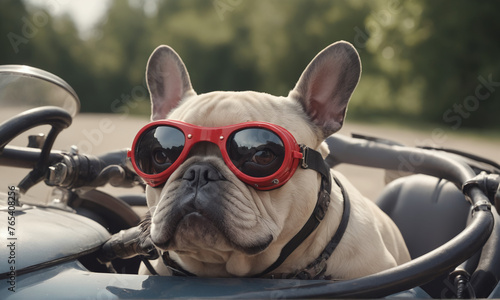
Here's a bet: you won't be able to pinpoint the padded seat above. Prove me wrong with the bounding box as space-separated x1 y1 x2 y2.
376 174 471 259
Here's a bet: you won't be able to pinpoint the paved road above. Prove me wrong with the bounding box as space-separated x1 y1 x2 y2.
2 113 499 206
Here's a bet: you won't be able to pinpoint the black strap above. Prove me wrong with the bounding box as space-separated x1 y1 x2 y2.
252 146 332 278
162 251 196 277
301 145 332 192
293 175 351 280
141 256 159 275
321 176 351 259
252 188 326 277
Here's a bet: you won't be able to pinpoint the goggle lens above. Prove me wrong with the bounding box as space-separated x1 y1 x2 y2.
227 128 285 178
135 125 185 174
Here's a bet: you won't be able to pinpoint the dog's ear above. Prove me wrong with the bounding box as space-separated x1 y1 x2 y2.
146 45 196 121
289 41 361 138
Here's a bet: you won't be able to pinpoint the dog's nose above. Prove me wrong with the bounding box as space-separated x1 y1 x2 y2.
182 163 225 187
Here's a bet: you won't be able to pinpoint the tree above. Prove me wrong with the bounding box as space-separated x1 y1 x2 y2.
362 0 500 129
2 0 498 129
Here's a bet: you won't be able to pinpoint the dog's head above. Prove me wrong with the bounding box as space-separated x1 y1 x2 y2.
134 41 360 276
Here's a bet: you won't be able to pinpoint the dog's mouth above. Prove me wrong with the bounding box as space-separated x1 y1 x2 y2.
165 211 225 249
150 199 273 255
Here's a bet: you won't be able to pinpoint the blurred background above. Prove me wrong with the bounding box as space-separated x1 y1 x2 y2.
1 0 500 130
0 0 499 204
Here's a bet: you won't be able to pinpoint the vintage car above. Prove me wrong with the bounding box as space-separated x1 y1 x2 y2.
1 65 499 299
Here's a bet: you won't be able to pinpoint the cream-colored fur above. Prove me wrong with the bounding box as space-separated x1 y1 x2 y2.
138 42 410 279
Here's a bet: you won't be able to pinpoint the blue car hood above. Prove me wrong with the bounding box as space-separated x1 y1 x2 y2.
0 204 110 274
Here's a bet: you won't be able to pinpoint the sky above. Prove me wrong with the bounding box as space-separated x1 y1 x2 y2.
24 0 111 38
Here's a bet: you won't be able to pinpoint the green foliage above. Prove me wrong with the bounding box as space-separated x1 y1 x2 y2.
1 0 498 129
358 0 500 129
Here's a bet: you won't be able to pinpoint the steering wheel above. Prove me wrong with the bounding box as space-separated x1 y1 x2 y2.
0 106 72 193
0 65 79 193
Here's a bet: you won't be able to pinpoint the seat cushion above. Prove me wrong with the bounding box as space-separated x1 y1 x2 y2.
376 174 471 259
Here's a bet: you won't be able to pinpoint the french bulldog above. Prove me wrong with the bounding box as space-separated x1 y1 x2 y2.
136 41 410 279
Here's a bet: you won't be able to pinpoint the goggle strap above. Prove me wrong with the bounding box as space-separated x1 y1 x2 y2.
301 146 332 222
253 146 333 278
300 145 332 192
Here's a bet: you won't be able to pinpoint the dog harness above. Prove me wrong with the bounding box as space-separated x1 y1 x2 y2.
154 146 351 280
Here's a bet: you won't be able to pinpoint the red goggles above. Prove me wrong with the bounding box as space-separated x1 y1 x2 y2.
128 120 304 190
